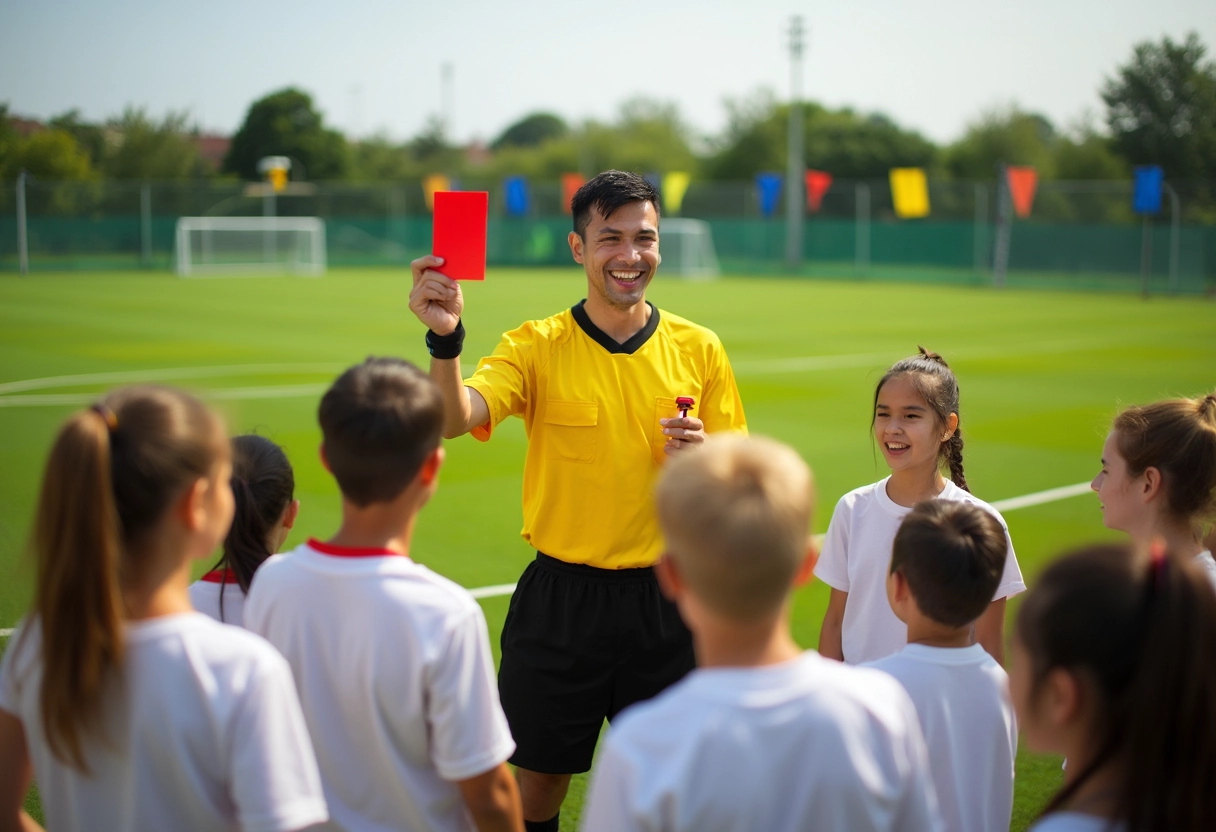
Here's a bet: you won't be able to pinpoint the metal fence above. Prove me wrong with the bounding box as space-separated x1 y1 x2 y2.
2 177 1214 294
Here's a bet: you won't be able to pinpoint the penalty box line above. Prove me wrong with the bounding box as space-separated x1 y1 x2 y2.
0 480 1094 639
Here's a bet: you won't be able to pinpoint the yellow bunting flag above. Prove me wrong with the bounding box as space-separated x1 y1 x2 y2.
662 172 691 215
423 174 452 212
889 168 930 219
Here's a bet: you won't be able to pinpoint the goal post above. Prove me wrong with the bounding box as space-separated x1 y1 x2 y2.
659 218 720 279
175 216 327 277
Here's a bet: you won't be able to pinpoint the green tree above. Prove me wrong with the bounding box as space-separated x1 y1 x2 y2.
1102 32 1216 178
47 109 106 168
224 88 348 180
491 112 567 151
0 107 96 181
945 106 1057 180
350 135 417 181
102 108 204 180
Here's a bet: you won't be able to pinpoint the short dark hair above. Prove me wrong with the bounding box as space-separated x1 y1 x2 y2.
890 500 1007 628
571 170 660 238
318 358 444 506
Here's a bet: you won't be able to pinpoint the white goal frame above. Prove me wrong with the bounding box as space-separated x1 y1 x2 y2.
175 216 327 277
660 218 720 279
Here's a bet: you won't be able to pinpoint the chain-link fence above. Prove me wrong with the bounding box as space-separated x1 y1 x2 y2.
2 178 1213 293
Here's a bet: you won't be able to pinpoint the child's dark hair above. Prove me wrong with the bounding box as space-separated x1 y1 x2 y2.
570 170 661 238
206 435 294 617
1018 543 1216 832
318 357 444 506
1112 391 1216 530
873 346 967 492
28 386 225 770
890 500 1007 628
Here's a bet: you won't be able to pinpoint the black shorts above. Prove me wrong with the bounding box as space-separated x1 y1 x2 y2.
498 552 695 774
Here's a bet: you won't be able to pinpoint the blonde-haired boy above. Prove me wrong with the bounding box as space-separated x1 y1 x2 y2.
581 436 942 832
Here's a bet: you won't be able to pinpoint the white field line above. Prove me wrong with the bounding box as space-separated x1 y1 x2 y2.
0 363 349 395
0 480 1096 637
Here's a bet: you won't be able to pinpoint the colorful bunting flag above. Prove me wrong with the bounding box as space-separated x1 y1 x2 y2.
423 174 452 212
805 170 833 213
889 168 930 219
663 172 691 214
756 173 783 217
1132 166 1164 216
504 176 530 217
1005 167 1038 219
561 172 585 214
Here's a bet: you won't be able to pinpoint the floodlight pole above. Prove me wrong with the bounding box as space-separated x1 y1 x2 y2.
784 16 805 270
1163 182 1180 294
16 171 29 276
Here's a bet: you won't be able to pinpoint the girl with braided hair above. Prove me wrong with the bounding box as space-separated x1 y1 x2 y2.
190 434 299 627
1092 390 1216 590
816 347 1024 665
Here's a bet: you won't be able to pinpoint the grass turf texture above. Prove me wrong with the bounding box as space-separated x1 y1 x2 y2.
2 267 1213 829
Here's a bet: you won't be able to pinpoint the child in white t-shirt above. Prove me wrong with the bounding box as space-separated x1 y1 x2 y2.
189 434 299 627
244 358 522 832
816 348 1024 665
0 387 326 832
1011 541 1216 832
868 500 1017 832
582 436 943 832
1091 391 1216 591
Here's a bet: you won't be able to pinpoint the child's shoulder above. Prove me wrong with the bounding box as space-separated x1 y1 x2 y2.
939 483 1009 528
831 479 887 514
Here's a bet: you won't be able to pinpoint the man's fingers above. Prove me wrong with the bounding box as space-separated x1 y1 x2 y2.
410 254 445 277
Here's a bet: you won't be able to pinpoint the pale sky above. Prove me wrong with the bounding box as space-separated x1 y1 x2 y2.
2 0 1213 145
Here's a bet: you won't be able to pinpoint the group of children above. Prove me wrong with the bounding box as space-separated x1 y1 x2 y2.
1 348 1215 832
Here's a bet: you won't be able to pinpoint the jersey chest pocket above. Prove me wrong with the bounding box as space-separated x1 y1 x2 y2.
651 396 680 465
543 400 598 463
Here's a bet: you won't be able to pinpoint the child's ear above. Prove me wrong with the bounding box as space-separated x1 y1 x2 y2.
282 499 300 531
655 554 684 602
419 446 445 487
175 477 209 532
1043 667 1084 727
793 537 818 587
1141 466 1163 503
318 443 331 474
942 411 959 442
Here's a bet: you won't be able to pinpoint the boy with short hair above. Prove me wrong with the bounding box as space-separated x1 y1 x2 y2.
867 500 1017 832
581 436 942 832
245 357 522 832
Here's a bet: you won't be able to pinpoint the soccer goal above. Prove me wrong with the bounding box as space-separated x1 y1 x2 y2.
175 217 327 277
660 218 720 279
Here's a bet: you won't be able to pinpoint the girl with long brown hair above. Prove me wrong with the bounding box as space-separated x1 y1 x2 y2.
0 386 326 831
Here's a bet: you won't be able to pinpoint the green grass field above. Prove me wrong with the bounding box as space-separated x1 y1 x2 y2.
2 267 1213 830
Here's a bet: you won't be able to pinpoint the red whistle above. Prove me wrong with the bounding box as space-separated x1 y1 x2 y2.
675 396 695 419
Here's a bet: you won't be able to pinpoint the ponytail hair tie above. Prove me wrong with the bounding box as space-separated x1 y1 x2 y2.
90 403 118 433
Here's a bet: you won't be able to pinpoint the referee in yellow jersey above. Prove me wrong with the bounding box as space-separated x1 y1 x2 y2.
408 170 747 832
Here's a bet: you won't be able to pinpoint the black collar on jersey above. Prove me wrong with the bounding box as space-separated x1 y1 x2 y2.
571 300 660 355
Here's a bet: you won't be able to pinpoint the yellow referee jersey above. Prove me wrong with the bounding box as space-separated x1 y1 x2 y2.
465 301 747 569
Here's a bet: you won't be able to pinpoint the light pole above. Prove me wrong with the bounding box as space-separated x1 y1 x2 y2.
785 16 805 270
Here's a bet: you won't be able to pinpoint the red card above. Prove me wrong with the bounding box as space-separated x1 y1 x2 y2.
432 191 488 281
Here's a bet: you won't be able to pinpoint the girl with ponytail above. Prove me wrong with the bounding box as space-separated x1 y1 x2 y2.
816 347 1025 665
0 386 326 832
190 435 299 627
1012 542 1216 832
1092 391 1216 589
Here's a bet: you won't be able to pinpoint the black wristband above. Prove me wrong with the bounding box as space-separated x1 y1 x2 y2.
426 320 465 359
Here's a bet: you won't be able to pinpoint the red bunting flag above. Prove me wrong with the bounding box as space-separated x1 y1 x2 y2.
562 173 586 214
805 170 833 213
1006 166 1038 219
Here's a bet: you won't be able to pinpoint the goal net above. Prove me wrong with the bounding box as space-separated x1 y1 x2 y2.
659 218 720 279
175 217 326 277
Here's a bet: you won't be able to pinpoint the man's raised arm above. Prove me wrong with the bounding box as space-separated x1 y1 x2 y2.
408 255 490 439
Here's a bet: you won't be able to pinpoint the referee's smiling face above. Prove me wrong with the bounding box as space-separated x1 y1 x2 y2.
570 200 660 310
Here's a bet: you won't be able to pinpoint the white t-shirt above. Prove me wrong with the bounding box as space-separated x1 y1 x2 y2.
244 540 516 832
190 568 247 628
1028 813 1126 832
867 643 1017 832
815 477 1026 664
0 613 327 832
582 651 943 832
1194 550 1216 592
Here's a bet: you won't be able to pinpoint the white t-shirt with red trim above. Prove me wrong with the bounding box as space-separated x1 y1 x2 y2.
0 613 327 832
244 539 516 832
814 477 1026 664
189 568 247 628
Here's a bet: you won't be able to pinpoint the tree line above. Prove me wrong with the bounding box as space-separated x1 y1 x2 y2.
2 33 1213 187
